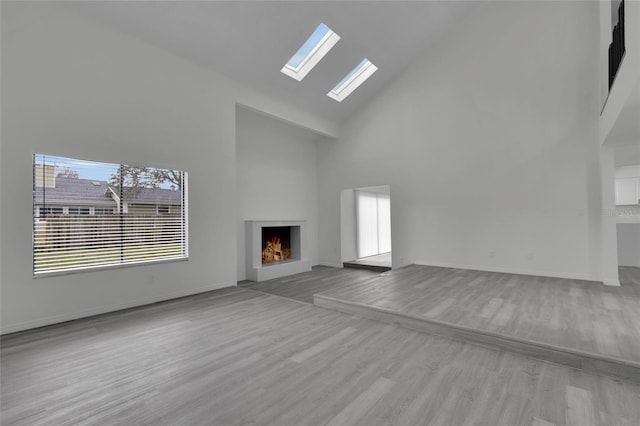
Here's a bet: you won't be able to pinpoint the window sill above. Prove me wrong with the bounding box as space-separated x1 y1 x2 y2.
33 256 189 279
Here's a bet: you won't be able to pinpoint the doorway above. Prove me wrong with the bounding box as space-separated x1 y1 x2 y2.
340 185 392 272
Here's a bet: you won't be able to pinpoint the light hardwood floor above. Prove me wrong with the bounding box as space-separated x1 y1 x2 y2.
294 265 640 365
2 286 640 425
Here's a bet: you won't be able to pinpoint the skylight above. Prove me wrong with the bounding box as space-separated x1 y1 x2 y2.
281 23 340 82
327 59 378 102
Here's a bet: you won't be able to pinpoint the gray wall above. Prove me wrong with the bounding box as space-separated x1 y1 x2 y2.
1 3 238 333
235 108 321 280
617 224 640 267
317 1 607 281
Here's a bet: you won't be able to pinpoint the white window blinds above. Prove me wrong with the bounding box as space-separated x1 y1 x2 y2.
356 190 391 259
33 154 188 275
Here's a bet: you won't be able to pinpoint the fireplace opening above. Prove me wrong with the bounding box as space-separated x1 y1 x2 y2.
262 226 292 265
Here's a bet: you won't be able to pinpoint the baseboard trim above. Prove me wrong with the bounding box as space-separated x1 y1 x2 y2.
1 281 235 335
414 260 601 283
603 278 621 287
317 262 343 269
314 294 640 385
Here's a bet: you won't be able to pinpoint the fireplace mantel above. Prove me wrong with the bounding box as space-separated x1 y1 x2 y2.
245 220 311 282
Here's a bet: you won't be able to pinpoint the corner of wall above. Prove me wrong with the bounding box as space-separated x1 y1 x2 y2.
236 91 339 140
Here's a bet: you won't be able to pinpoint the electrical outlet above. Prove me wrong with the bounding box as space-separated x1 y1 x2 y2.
489 251 495 258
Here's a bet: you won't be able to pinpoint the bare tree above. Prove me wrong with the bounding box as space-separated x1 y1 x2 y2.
150 169 182 189
109 165 182 202
56 167 79 179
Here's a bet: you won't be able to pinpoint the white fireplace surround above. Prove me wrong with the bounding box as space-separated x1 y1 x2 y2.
245 220 312 282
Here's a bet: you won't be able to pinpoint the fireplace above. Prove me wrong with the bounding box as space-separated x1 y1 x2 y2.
262 227 292 264
245 220 311 281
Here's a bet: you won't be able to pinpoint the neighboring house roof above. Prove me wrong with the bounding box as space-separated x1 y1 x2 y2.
121 186 182 205
35 178 115 206
35 177 181 205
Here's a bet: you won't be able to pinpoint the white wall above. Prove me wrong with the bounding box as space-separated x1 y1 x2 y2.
236 91 339 140
615 144 640 167
318 1 605 281
616 165 640 178
235 107 320 280
1 3 239 333
340 190 357 264
599 145 620 285
357 185 391 195
617 224 640 267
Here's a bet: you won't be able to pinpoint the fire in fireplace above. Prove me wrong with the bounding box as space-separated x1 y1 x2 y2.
262 227 291 264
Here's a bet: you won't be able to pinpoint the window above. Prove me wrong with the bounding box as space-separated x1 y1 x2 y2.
68 207 90 215
94 208 115 215
33 154 188 275
281 23 341 82
37 206 63 217
327 59 378 102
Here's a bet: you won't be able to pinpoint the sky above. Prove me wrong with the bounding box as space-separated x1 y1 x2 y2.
35 154 118 182
286 23 330 69
332 58 369 92
34 154 179 189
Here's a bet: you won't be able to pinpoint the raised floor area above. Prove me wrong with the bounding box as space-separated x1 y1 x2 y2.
245 265 640 384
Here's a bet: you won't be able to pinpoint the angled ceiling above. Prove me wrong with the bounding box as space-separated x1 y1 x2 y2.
64 1 482 125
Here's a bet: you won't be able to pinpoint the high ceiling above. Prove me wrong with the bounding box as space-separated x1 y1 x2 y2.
65 1 483 125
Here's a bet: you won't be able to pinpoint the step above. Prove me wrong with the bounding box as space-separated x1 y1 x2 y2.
342 262 391 273
314 293 640 385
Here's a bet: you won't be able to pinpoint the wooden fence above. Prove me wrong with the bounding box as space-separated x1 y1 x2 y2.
34 214 183 251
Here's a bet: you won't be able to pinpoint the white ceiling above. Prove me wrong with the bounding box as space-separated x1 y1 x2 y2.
64 1 483 125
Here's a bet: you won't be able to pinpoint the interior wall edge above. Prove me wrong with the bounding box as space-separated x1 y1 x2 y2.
235 96 339 140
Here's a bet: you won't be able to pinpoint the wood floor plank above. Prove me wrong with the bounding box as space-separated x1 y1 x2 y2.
532 416 557 426
324 376 395 426
423 297 457 317
480 297 505 319
290 326 357 363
